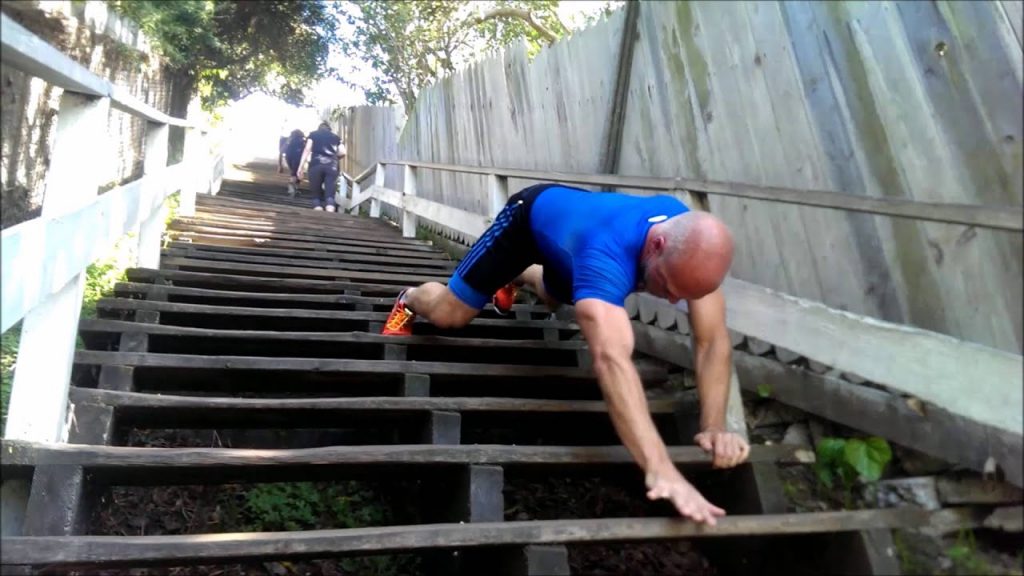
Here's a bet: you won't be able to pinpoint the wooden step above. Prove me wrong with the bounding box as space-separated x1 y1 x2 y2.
110 283 556 318
163 247 458 275
72 351 659 383
70 388 674 414
125 268 410 295
80 319 583 350
165 241 456 269
0 509 938 568
1 440 806 469
160 257 451 284
168 233 453 259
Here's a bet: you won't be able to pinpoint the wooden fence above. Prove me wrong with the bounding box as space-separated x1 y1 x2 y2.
392 0 1024 354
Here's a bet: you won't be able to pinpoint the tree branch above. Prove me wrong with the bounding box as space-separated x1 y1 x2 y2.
473 7 559 45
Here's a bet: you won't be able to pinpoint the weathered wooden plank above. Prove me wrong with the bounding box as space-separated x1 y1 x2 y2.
167 233 452 259
169 223 431 251
79 319 584 350
173 214 418 243
123 268 410 295
384 161 1022 231
162 247 456 276
165 242 455 269
733 351 1023 487
721 277 1023 435
72 351 660 382
0 509 957 567
69 388 676 414
159 257 451 284
109 283 550 314
93 298 578 330
0 440 804 468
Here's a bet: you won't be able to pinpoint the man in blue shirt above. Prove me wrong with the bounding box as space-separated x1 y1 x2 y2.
383 183 747 526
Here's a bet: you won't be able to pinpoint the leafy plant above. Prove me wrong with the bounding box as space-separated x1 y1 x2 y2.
946 529 992 576
338 0 619 110
814 436 892 507
1 325 22 433
243 481 417 576
108 0 341 110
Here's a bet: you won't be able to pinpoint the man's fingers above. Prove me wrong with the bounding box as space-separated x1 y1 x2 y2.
695 433 713 452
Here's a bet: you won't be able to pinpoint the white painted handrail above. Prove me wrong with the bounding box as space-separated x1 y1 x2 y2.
1 13 192 126
0 13 221 445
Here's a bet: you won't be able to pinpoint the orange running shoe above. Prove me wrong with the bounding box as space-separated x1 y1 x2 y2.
382 290 415 335
492 283 519 315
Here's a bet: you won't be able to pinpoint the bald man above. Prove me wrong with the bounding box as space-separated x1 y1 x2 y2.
381 183 748 525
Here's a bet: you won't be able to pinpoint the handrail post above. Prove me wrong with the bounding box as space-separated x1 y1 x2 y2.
4 91 109 446
488 174 509 220
348 179 362 215
136 121 170 269
179 125 201 218
370 163 384 219
402 165 418 238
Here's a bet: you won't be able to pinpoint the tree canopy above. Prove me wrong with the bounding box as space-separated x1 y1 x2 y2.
338 1 616 112
109 0 341 111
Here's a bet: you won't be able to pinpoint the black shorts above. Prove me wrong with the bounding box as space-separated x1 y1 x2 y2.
447 183 564 309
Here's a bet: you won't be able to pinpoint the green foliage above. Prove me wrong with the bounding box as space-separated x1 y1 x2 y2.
339 0 575 111
108 0 341 110
1 325 21 433
244 481 417 575
814 436 892 496
946 529 992 576
81 235 136 321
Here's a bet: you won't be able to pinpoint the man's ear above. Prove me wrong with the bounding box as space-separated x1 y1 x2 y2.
653 235 667 254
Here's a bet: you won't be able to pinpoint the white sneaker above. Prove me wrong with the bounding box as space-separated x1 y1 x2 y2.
326 205 336 213
287 183 296 197
313 206 324 211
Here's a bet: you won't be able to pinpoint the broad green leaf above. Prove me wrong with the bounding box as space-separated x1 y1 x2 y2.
844 438 886 482
816 437 846 466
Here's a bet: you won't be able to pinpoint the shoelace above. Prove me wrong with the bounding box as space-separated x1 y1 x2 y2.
385 306 414 331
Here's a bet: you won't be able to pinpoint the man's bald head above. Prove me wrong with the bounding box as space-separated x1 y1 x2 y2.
641 211 734 302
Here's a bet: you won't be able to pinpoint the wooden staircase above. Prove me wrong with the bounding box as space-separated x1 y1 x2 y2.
1 175 943 574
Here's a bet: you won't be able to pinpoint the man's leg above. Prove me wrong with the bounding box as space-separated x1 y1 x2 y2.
382 185 540 336
515 264 561 311
405 283 478 329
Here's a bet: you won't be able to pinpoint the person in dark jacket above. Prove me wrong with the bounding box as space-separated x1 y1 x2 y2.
297 121 346 212
283 129 306 197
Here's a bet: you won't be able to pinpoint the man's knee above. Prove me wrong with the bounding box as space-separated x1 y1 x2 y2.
430 289 478 329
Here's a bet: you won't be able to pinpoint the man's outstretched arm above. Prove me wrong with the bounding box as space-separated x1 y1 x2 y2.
575 298 725 525
687 288 750 468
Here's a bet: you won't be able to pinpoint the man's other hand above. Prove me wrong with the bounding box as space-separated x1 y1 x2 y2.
645 466 726 525
694 430 750 469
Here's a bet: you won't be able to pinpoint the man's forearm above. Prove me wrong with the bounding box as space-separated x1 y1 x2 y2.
694 339 732 432
594 356 673 472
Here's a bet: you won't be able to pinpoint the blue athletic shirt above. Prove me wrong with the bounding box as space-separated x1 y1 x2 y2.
530 186 689 306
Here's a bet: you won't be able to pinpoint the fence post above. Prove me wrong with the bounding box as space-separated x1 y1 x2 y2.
4 92 109 445
179 125 201 218
370 163 384 218
1 92 110 537
348 179 362 215
488 174 509 219
136 121 170 269
402 165 418 238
